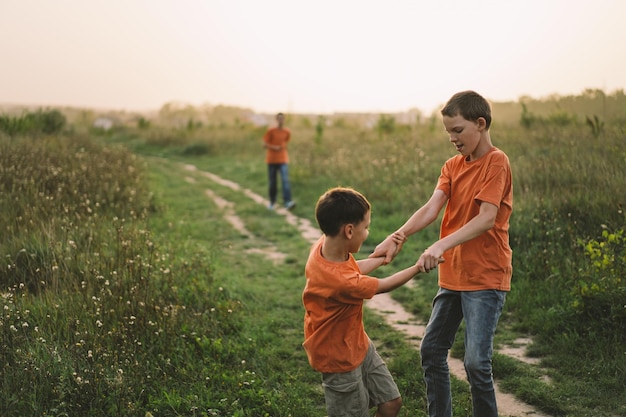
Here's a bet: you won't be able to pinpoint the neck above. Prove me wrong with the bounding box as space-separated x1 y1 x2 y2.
469 133 493 161
322 236 349 262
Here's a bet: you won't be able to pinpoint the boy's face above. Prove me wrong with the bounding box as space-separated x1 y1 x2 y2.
442 114 485 160
348 209 371 253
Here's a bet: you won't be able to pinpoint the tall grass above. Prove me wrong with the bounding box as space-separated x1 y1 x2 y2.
0 135 249 415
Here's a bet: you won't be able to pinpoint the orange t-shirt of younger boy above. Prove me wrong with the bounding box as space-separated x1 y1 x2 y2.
263 127 290 164
302 236 379 373
436 147 513 291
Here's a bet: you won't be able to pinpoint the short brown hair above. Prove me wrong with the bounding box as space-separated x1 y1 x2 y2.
441 90 492 129
315 187 371 237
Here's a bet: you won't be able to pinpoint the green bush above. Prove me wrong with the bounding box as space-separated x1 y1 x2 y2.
182 142 213 156
519 103 577 128
571 227 626 337
0 109 66 137
585 114 604 137
376 114 396 137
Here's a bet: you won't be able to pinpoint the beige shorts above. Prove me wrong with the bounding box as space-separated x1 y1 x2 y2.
321 340 401 417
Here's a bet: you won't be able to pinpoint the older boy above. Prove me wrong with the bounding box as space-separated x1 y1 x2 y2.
303 187 441 417
371 91 513 417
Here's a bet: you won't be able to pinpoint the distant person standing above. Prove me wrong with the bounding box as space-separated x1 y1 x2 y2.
263 112 295 210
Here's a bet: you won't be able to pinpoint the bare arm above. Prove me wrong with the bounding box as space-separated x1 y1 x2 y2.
417 201 498 272
356 256 385 275
370 190 448 264
376 264 420 294
376 256 444 294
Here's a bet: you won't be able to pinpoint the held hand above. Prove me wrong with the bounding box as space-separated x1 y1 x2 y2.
390 231 407 259
391 231 407 245
369 235 399 265
417 245 445 273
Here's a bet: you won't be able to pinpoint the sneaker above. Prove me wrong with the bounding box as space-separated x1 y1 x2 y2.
285 201 296 210
267 203 275 210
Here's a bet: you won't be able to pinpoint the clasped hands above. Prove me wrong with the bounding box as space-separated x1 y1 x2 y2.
371 231 444 273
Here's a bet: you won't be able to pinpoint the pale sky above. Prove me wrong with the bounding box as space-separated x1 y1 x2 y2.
1 0 625 114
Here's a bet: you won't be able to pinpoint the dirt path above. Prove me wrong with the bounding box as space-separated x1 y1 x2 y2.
184 164 550 417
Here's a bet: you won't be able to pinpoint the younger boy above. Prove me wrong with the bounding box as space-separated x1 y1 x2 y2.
303 187 441 417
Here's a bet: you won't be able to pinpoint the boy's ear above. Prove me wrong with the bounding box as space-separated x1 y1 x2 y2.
343 223 354 239
476 117 487 130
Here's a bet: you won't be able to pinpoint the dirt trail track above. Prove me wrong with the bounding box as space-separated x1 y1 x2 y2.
184 164 550 417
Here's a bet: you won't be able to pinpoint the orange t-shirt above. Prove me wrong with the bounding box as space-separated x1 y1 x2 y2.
436 147 513 291
302 236 379 373
263 127 290 164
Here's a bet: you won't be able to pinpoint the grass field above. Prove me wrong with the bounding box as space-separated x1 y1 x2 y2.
1 96 625 416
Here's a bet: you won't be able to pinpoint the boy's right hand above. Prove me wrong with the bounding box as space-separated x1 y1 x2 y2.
417 245 445 273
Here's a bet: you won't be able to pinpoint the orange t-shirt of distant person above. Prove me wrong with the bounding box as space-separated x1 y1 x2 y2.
302 236 379 373
436 147 513 291
263 127 291 164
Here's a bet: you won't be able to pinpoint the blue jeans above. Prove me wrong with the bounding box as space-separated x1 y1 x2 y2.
420 288 506 417
267 163 292 204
